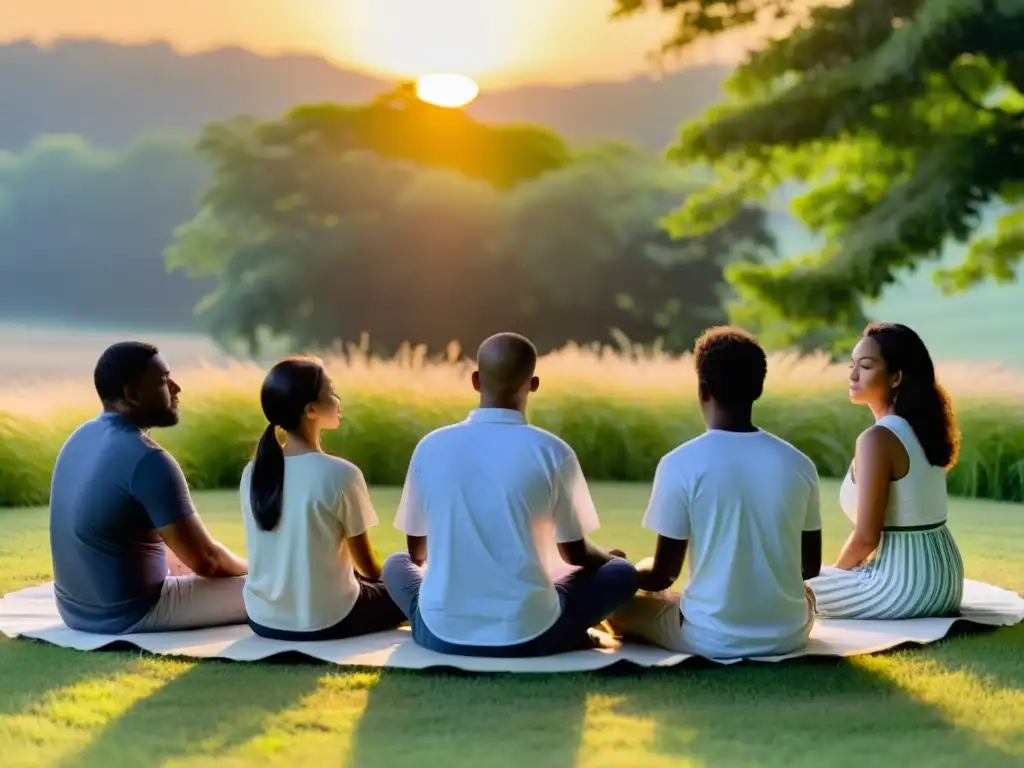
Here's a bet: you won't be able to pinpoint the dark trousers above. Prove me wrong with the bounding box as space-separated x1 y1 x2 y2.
382 552 638 657
248 574 406 641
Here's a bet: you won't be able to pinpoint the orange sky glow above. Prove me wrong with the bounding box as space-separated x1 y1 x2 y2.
2 0 764 87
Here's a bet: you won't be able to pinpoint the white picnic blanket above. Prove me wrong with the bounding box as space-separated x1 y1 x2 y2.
1 580 1021 673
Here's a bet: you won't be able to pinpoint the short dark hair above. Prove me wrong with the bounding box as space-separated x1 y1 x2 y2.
694 326 767 409
93 341 159 403
476 332 538 398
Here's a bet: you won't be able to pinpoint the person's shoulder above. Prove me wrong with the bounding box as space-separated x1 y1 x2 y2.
856 421 905 458
302 452 366 485
514 424 583 469
525 422 573 450
239 458 254 487
133 440 183 475
94 416 176 466
61 415 101 440
407 420 475 459
418 421 465 443
756 430 819 475
124 438 187 496
658 432 716 467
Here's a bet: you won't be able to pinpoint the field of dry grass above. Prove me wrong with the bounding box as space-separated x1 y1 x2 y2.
2 326 1024 506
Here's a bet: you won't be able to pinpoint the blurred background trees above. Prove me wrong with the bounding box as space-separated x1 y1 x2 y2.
166 88 777 356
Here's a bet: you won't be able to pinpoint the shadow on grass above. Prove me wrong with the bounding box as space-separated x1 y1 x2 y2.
54 654 324 768
347 665 590 768
598 630 1024 766
0 637 139 716
9 622 1021 767
347 624 1024 766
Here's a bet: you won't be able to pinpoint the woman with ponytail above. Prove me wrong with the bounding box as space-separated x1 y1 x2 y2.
239 356 404 640
808 323 965 619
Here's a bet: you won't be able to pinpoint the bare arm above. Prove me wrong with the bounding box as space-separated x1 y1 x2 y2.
158 515 247 578
134 450 246 578
834 427 893 570
635 535 686 592
407 535 427 566
164 544 192 576
557 538 619 571
346 532 383 581
802 530 822 580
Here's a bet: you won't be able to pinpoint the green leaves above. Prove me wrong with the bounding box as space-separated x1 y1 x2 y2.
616 0 1024 351
937 207 1024 291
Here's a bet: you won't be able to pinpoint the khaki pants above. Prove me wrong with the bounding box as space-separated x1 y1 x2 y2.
608 586 816 655
127 575 248 633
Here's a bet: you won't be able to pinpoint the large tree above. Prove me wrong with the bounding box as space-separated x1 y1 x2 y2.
167 97 775 356
165 89 571 354
614 0 1024 350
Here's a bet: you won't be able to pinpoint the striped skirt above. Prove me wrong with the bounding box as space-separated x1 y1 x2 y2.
807 523 964 620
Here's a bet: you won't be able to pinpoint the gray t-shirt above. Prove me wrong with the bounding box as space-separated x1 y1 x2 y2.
49 412 196 633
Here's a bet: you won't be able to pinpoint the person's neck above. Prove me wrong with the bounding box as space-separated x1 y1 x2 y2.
478 395 525 414
870 403 896 422
282 425 322 456
705 407 757 433
102 404 146 431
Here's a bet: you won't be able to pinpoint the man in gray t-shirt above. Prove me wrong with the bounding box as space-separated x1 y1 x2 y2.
49 341 249 634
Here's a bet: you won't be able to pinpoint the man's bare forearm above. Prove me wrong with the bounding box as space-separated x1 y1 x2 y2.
202 543 247 577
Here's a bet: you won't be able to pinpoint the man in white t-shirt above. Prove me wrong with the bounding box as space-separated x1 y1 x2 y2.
381 332 637 657
607 326 822 659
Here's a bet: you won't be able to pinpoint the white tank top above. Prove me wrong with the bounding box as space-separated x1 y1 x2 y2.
839 414 949 528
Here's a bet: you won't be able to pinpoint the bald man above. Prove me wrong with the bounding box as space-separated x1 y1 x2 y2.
382 332 637 657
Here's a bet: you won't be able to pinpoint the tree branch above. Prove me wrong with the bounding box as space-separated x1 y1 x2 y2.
943 71 1024 122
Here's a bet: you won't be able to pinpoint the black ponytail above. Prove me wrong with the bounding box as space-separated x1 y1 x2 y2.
249 356 326 531
250 423 285 531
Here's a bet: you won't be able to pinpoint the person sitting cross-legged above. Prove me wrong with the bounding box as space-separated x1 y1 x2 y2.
806 322 964 619
49 341 249 635
381 332 638 657
607 326 823 660
239 356 405 641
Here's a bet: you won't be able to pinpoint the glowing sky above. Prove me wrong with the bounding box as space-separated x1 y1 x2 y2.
2 0 760 87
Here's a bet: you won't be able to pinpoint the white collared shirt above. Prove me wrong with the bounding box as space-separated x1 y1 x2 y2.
394 408 600 646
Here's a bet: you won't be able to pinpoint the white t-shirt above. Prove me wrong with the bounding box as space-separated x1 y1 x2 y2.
643 428 821 658
240 453 379 632
394 407 600 646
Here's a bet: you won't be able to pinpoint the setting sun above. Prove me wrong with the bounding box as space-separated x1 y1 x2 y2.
415 73 480 108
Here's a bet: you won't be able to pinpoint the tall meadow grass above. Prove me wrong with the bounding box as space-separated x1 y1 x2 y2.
1 341 1022 508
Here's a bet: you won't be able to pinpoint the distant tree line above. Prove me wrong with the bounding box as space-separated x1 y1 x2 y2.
0 134 213 329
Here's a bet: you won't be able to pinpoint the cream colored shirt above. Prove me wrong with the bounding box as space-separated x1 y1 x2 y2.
240 453 378 632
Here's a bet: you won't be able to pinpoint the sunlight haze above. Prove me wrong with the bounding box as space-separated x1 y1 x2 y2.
4 0 756 86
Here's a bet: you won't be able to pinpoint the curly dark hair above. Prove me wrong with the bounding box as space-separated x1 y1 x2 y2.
694 325 767 409
863 322 959 470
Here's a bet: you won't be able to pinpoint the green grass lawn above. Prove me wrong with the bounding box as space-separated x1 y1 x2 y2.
1 481 1022 768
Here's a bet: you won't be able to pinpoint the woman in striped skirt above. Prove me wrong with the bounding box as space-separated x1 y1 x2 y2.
808 322 964 620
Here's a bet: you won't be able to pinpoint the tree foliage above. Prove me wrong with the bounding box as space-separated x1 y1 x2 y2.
168 96 776 356
614 0 1024 350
